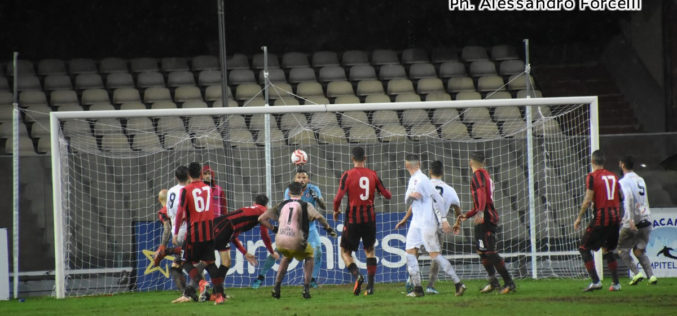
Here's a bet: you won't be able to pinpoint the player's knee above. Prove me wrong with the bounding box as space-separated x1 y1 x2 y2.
633 248 644 257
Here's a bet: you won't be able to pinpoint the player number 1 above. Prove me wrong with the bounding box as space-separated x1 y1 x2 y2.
359 177 370 200
601 175 616 201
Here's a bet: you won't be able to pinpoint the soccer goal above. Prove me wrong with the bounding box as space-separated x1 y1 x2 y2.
50 96 598 298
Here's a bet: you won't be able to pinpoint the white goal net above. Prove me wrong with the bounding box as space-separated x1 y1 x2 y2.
50 96 597 297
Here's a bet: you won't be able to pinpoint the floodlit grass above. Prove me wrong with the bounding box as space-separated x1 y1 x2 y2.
1 278 675 315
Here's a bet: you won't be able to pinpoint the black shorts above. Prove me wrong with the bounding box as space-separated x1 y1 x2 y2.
474 224 497 253
183 241 216 263
340 222 376 252
213 217 233 251
579 224 620 251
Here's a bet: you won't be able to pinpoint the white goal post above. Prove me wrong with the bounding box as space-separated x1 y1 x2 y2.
50 96 599 298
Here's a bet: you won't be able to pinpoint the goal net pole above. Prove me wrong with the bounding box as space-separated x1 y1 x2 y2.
589 97 602 280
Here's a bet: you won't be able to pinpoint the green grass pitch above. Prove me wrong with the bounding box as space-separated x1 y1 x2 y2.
1 278 675 315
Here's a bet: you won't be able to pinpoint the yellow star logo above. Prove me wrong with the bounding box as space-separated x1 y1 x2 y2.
142 249 176 278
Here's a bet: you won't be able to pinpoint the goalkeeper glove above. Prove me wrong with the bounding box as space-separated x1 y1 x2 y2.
326 227 338 238
309 188 319 200
272 226 279 233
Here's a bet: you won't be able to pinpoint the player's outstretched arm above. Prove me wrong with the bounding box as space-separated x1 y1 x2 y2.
309 205 337 237
375 176 392 200
574 189 594 230
160 219 172 248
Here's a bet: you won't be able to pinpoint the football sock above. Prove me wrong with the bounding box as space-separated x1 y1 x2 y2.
479 253 496 280
488 253 512 285
618 249 639 275
406 254 422 287
366 257 377 289
347 263 360 279
257 275 265 281
428 260 439 288
604 253 619 284
579 249 600 283
303 258 314 286
258 254 277 278
170 266 186 292
637 252 654 278
313 245 323 280
433 255 461 284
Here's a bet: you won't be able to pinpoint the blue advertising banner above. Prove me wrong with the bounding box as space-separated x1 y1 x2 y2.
135 213 410 290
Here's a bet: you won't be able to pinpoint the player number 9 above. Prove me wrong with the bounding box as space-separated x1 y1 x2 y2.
359 177 370 201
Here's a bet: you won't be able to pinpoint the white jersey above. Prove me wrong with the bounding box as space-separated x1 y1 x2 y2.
405 169 445 228
619 171 651 228
431 178 460 218
167 184 187 243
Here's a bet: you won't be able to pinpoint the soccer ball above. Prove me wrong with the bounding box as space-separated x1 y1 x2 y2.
291 149 308 165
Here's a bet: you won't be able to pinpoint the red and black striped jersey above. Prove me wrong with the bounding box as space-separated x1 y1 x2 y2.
465 168 499 226
333 167 392 224
175 180 215 243
214 204 274 254
157 206 168 223
586 169 622 227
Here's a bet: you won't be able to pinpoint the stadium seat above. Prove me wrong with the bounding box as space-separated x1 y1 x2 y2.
334 95 360 104
402 109 429 126
425 92 451 101
181 100 208 109
17 76 42 91
431 47 459 64
318 126 347 144
156 117 186 134
254 127 285 146
229 69 256 85
0 77 8 91
461 46 489 61
289 67 316 83
221 115 246 129
20 90 48 107
273 96 298 106
484 91 513 99
258 68 286 84
192 55 219 71
439 61 467 79
243 97 266 106
455 91 482 100
167 71 196 87
516 89 543 98
269 83 293 99
371 49 399 65
68 58 98 74
533 119 562 136
249 114 278 130
440 121 470 140
280 113 308 130
235 83 262 100
36 137 51 154
310 112 339 129
0 91 10 105
409 123 438 140
356 80 384 96
93 118 123 135
163 131 193 150
478 75 506 92
224 129 253 148
348 125 378 143
348 65 377 81
312 51 340 67
303 96 329 105
387 79 415 95
342 50 369 66
409 63 437 79
326 81 354 97
130 57 158 73
67 134 98 152
131 133 163 151
161 57 190 72
56 104 84 112
379 64 407 80
463 107 491 123
379 123 407 142
282 52 310 69
62 120 90 137
471 121 500 139
530 106 552 119
30 119 50 138
491 45 519 61
125 117 153 134
364 94 391 103
227 53 250 70
188 116 216 133
395 93 421 102
88 103 115 111
319 66 347 82
469 60 497 77
252 53 280 69
106 73 135 89
288 127 316 145
143 87 172 103
401 48 429 64
339 111 369 128
119 102 146 111
38 59 67 75
296 82 324 97
499 60 525 76
44 75 73 90
417 78 445 95
4 137 35 155
75 74 104 90
99 57 128 73
205 85 232 102
508 74 535 90
493 106 522 121
371 110 399 126
174 86 203 103
447 76 474 92
432 108 460 125
7 60 35 75
22 105 52 122
137 72 165 88
150 101 177 110
196 70 221 87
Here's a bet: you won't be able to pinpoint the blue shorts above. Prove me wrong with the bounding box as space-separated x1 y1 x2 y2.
307 222 321 249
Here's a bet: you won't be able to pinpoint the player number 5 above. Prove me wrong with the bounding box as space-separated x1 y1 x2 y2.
359 177 370 201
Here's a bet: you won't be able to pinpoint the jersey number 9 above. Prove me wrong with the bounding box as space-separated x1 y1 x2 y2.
359 177 370 201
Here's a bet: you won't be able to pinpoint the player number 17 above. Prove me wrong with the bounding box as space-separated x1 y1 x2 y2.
601 175 616 201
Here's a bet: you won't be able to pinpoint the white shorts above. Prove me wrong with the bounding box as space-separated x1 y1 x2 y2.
174 229 187 246
405 225 441 253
